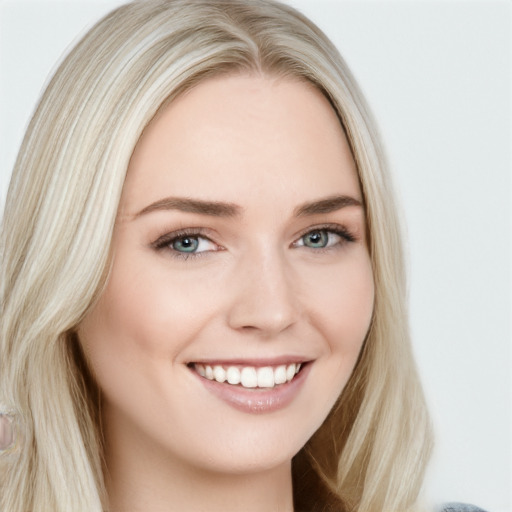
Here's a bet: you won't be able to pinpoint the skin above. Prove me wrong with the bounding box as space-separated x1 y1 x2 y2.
78 74 374 512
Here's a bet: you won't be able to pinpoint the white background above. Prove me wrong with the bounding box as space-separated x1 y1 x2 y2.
0 1 510 511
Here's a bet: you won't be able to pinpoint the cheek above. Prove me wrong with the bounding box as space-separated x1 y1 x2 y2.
77 267 165 402
76 255 203 434
284 253 374 438
307 254 374 358
80 255 212 363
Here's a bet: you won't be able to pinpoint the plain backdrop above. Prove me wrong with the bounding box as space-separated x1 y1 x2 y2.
0 1 510 511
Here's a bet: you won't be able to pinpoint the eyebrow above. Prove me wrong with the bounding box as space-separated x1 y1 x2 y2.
135 197 242 218
294 195 362 216
134 194 362 219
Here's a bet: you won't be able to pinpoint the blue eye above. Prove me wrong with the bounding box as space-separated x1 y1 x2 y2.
294 226 354 250
302 230 329 248
152 231 219 258
172 236 200 253
170 235 217 254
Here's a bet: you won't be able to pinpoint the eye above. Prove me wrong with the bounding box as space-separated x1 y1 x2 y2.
302 230 331 248
171 235 214 254
151 229 220 258
293 226 355 250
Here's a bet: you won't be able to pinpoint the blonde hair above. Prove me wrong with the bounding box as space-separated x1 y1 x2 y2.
0 1 433 510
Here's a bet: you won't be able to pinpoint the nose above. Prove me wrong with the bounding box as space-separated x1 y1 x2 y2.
226 248 301 337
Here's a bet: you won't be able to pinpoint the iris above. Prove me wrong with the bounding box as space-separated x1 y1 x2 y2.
172 236 199 253
303 230 329 248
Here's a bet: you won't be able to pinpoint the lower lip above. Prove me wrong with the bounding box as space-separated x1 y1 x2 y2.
191 363 311 414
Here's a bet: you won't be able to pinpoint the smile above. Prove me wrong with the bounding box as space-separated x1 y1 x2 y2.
188 360 311 414
191 362 302 389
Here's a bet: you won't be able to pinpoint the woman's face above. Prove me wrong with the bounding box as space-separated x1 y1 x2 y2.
78 74 374 475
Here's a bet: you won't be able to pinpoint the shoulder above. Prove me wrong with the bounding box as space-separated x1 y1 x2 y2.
438 503 489 512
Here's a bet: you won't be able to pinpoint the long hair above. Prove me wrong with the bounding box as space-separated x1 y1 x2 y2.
0 1 433 510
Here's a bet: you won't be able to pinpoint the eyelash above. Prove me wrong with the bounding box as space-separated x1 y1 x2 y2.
151 228 217 260
151 224 357 260
293 224 356 252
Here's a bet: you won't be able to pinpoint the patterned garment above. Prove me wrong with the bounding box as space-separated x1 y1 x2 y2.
440 503 489 512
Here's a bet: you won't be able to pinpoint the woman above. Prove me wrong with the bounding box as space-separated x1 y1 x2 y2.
0 1 487 511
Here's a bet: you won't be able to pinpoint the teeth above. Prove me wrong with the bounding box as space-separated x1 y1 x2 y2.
226 366 241 385
286 364 296 382
274 365 287 385
213 365 226 383
257 366 275 388
240 367 257 388
194 363 302 389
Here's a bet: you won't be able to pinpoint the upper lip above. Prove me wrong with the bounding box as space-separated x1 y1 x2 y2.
187 356 312 367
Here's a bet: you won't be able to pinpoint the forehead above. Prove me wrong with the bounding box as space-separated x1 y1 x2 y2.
120 73 360 215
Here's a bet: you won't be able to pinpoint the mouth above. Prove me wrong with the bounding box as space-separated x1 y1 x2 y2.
188 361 305 390
187 359 312 413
